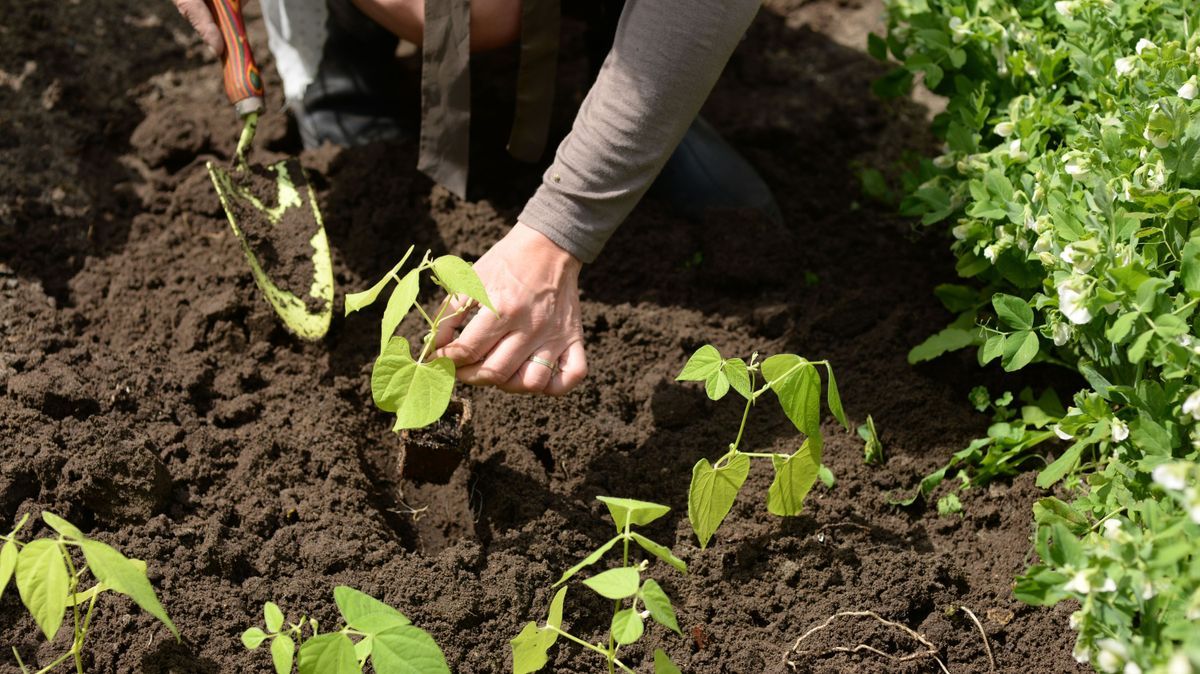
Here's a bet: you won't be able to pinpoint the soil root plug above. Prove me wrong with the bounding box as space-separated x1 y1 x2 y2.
783 609 950 674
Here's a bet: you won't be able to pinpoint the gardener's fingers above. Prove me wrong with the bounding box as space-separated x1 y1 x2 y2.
499 346 561 394
456 333 531 386
544 341 587 396
175 0 224 57
438 307 505 368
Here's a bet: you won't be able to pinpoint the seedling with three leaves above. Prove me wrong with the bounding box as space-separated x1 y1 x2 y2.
511 497 686 674
676 345 849 548
0 512 178 673
345 246 495 430
241 586 450 674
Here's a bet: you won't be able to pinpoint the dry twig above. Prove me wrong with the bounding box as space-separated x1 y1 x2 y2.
960 606 995 673
784 610 950 674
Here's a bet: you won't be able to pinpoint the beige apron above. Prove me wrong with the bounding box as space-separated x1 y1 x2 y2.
416 0 561 198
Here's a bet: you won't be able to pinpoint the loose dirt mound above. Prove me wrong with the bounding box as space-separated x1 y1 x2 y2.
0 1 1083 672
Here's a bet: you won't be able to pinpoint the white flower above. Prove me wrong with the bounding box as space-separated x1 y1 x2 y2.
1190 503 1200 525
1010 139 1028 161
1097 639 1129 673
1112 418 1129 442
1060 243 1097 273
1065 569 1092 594
1058 280 1094 324
1034 233 1053 253
1153 462 1188 491
1180 77 1198 100
952 224 971 240
1167 652 1193 674
1055 424 1074 440
1102 518 1123 539
1053 322 1071 346
1074 645 1091 664
1185 391 1200 420
1145 124 1172 149
1125 663 1143 674
983 244 1001 263
1136 39 1157 55
995 121 1016 137
1069 610 1083 629
933 154 955 169
1063 152 1090 177
1115 57 1135 76
1100 577 1117 593
948 16 970 43
1055 0 1077 16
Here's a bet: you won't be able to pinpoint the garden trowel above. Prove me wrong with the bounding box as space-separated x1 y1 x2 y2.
203 0 333 341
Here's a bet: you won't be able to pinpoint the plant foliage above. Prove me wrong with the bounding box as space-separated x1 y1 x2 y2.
875 0 1200 669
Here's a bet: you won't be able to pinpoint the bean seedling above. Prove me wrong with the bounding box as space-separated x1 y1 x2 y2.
345 246 495 430
676 345 849 548
241 586 450 674
1 512 178 673
511 496 686 674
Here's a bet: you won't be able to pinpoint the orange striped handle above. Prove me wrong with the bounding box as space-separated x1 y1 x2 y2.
207 0 264 115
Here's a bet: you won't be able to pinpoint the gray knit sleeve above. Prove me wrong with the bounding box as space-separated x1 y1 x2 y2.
518 0 762 263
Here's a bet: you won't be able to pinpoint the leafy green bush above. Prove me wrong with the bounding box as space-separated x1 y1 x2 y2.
511 497 685 674
875 0 1200 669
676 346 847 548
345 246 494 430
1 512 178 673
241 586 450 674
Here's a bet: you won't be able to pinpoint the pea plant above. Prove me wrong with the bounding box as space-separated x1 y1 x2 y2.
874 0 1200 668
241 586 450 674
345 246 494 430
676 345 848 548
511 497 686 674
1 512 178 673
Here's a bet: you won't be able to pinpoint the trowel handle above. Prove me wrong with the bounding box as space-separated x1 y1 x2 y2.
207 0 265 117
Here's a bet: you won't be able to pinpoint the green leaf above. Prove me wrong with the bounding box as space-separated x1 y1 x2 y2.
704 371 730 400
431 255 495 314
1182 240 1200 296
629 533 687 574
272 634 295 674
817 464 836 488
79 539 178 637
937 493 963 516
242 626 269 650
298 633 359 674
582 567 640 600
379 269 420 353
1001 330 1039 372
596 496 671 531
867 32 888 60
1129 330 1154 363
677 345 723 381
546 586 567 630
610 608 644 645
767 440 822 517
346 248 413 316
859 415 883 465
654 649 682 674
993 294 1034 330
1106 312 1138 343
371 338 457 430
979 333 1004 365
334 586 410 635
372 624 452 674
639 579 680 634
264 602 285 633
724 358 752 399
824 365 848 429
41 513 84 540
688 453 750 549
15 539 68 641
762 355 821 437
1035 439 1087 488
0 540 16 601
555 536 619 586
908 327 977 363
511 622 556 674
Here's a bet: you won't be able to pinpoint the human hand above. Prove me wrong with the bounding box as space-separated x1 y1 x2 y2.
172 0 225 57
435 223 588 395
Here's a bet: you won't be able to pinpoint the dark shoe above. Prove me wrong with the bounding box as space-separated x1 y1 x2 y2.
651 117 783 224
297 0 411 149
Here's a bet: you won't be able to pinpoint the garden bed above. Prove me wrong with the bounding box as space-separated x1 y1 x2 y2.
0 0 1086 671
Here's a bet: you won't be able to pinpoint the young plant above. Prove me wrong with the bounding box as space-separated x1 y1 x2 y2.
241 586 450 674
345 246 495 430
676 345 849 548
511 497 686 674
1 512 178 673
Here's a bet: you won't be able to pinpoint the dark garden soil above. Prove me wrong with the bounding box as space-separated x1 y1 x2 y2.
0 1 1088 672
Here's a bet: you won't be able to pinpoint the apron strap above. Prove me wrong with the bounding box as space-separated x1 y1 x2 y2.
507 0 560 162
417 0 472 198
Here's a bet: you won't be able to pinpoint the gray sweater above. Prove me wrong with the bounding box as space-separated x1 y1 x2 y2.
518 0 763 263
